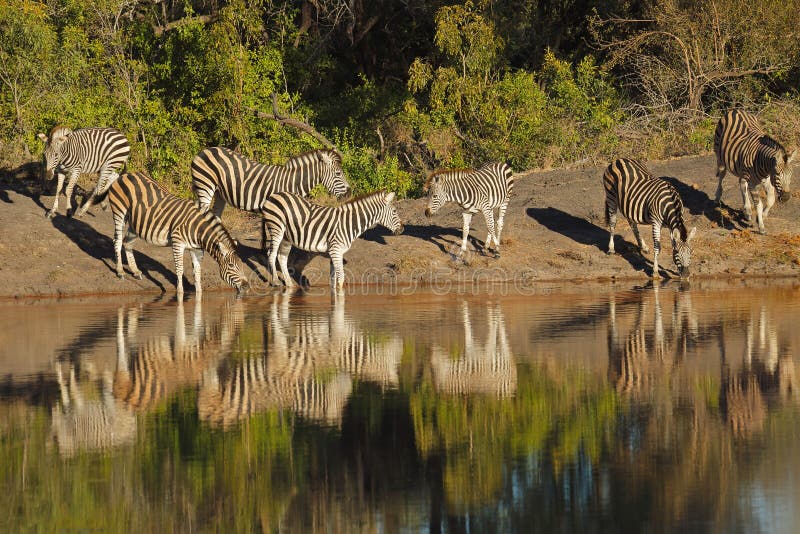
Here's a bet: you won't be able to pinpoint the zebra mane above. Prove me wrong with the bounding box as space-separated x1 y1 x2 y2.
759 134 786 156
285 149 341 168
340 189 387 205
49 125 73 141
423 168 473 191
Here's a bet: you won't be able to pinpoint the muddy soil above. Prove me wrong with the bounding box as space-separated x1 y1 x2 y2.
2 154 799 298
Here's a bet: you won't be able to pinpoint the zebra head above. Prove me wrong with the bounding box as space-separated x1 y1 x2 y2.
671 226 696 278
378 191 404 235
424 174 446 217
317 150 350 198
216 240 250 295
37 126 72 180
773 149 796 203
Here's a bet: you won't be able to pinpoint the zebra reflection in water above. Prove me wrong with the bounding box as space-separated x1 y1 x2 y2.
50 297 244 455
430 302 517 397
720 305 798 437
198 294 403 428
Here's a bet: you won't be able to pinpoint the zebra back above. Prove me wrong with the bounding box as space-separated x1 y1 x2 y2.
109 172 239 260
425 162 513 212
603 158 689 239
714 109 795 195
262 189 402 253
190 147 349 212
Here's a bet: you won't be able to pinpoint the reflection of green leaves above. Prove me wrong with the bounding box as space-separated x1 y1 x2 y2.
410 364 616 512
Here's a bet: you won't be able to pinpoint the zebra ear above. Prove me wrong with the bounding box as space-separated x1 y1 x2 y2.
688 227 697 242
385 191 396 203
671 228 681 242
318 151 333 165
37 133 48 143
217 241 231 256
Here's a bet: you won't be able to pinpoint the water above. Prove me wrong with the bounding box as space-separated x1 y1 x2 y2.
1 280 800 532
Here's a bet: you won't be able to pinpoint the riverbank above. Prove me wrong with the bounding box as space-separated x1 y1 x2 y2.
2 154 800 299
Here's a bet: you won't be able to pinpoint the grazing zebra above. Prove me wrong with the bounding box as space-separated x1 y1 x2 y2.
262 190 404 290
714 109 796 234
37 126 130 218
424 162 513 258
603 158 696 278
103 171 250 297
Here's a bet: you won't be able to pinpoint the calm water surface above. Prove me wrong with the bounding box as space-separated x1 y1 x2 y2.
1 281 800 532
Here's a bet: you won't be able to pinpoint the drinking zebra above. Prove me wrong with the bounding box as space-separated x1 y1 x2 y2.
37 126 131 218
261 190 404 290
603 158 696 278
714 109 796 234
424 161 513 258
103 171 250 297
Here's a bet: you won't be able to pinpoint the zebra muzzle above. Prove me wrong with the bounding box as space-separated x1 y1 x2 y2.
424 208 432 218
394 225 405 235
779 191 791 203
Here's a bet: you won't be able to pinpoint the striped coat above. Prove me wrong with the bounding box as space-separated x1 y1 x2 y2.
424 162 513 258
713 109 796 234
603 158 696 278
104 172 249 297
37 126 130 218
261 190 404 290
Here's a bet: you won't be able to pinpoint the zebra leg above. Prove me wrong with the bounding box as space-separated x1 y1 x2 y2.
267 227 285 286
762 179 776 221
63 170 80 217
482 208 499 257
46 172 67 218
113 214 127 278
330 249 345 291
459 212 473 256
172 242 187 299
630 220 649 254
651 223 662 279
190 249 204 296
739 178 753 226
123 231 143 280
755 194 767 235
714 163 726 205
496 201 509 244
277 241 295 288
211 192 226 220
606 207 618 255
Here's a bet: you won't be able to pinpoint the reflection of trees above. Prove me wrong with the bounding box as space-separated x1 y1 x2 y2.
412 301 616 515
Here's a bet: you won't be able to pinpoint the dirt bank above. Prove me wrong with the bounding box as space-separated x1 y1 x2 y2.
2 154 800 298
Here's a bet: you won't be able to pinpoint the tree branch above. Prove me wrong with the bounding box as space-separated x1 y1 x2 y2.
249 93 341 157
152 14 218 36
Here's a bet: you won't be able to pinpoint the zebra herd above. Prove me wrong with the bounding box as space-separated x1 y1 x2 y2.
37 108 796 293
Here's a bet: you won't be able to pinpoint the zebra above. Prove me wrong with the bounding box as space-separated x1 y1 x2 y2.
102 171 250 298
714 109 796 234
37 126 131 218
190 147 350 247
261 190 404 290
603 158 697 278
423 162 514 258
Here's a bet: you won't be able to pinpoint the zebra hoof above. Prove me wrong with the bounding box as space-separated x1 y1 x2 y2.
116 272 125 280
45 210 56 219
492 251 501 259
133 272 144 281
606 250 615 256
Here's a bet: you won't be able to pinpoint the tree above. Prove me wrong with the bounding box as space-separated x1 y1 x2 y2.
592 0 800 112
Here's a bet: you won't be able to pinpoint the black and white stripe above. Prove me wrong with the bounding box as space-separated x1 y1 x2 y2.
431 302 517 397
713 109 796 234
424 162 514 257
105 172 250 297
37 126 130 218
191 146 350 222
603 158 696 278
262 190 403 290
